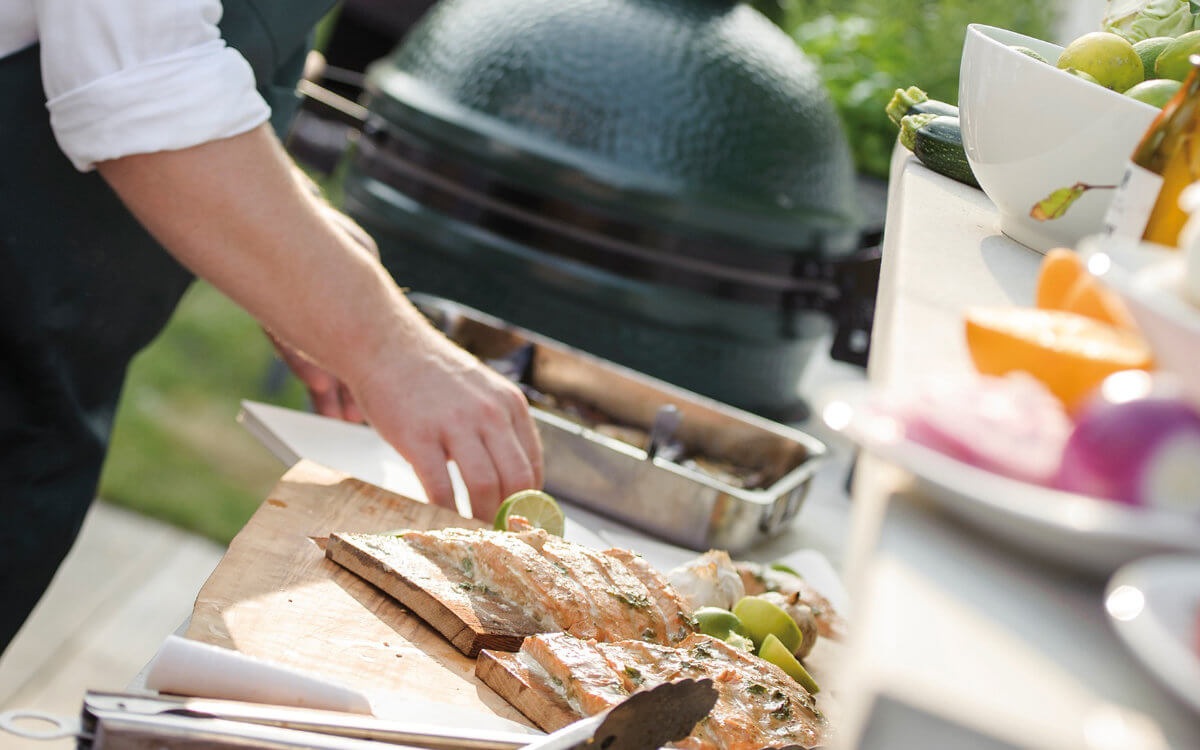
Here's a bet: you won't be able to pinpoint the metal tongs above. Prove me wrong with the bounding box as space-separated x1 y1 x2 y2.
0 678 716 750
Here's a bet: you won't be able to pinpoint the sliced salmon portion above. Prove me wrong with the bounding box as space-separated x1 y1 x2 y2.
682 634 823 749
520 632 825 750
533 537 664 643
604 548 694 644
400 528 600 639
577 544 669 642
396 528 477 572
521 633 629 716
592 639 726 749
597 635 822 749
476 532 603 640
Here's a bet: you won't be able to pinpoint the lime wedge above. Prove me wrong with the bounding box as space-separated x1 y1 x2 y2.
493 489 565 536
693 607 749 640
733 596 803 654
759 634 820 694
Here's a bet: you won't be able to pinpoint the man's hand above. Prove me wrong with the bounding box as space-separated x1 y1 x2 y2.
348 327 543 520
267 324 543 520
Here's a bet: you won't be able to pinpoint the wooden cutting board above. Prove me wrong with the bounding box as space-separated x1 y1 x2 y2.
184 459 531 724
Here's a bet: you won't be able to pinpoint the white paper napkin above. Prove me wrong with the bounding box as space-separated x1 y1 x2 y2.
144 636 373 713
143 636 539 734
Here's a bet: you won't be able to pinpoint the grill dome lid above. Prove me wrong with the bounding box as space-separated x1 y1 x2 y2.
364 0 861 255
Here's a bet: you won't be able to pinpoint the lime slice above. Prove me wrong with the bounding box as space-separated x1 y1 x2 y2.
693 607 749 640
759 634 820 694
732 596 803 654
493 489 565 536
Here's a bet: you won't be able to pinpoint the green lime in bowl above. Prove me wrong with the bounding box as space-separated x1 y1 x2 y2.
1156 30 1200 81
1056 31 1143 91
1134 37 1172 77
1125 79 1182 108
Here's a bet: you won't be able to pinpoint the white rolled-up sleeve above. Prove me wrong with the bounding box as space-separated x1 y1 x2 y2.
37 0 271 171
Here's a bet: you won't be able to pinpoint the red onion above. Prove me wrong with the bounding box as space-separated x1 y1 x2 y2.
1057 373 1200 509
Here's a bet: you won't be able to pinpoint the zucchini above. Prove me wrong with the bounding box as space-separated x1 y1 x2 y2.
886 86 958 126
898 113 979 188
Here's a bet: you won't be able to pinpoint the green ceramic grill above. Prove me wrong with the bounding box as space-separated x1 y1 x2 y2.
340 0 880 417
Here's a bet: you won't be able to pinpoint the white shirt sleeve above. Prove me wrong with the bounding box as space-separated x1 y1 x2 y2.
37 0 271 172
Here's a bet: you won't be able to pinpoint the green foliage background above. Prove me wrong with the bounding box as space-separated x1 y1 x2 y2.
756 0 1056 177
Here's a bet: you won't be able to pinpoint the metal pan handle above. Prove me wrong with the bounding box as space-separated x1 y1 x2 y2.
0 710 86 742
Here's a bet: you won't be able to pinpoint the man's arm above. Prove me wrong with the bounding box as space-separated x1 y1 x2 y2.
97 123 542 517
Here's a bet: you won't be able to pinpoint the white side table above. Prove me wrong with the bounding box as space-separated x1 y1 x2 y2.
837 148 1200 749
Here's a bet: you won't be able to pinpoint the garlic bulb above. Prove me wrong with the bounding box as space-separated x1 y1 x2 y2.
668 550 746 611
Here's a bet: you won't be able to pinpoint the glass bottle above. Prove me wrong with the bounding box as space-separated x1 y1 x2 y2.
1105 55 1200 247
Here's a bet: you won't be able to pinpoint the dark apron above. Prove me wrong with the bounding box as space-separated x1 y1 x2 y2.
0 0 335 649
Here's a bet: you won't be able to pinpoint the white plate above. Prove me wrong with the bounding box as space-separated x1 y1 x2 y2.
823 386 1200 575
1106 555 1200 716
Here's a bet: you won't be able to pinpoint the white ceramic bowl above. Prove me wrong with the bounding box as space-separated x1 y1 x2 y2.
1080 234 1200 406
960 25 1159 253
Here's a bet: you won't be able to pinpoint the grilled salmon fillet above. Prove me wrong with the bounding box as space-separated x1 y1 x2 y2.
519 632 825 750
392 528 693 644
603 548 693 644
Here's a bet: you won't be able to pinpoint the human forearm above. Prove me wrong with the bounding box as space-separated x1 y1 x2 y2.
97 124 424 385
97 124 543 513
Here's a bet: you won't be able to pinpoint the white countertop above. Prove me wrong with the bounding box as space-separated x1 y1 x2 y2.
836 147 1200 750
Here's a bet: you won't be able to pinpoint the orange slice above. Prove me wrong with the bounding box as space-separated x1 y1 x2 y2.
1060 273 1138 330
1035 248 1084 310
965 307 1152 411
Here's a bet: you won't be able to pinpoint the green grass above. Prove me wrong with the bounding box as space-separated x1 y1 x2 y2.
97 282 311 545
